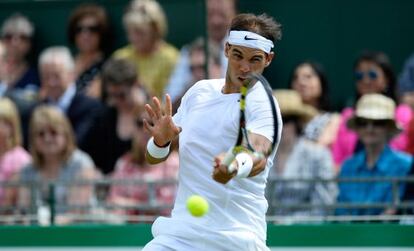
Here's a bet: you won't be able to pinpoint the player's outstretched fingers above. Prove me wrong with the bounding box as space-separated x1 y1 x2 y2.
165 94 172 116
145 103 157 120
143 118 154 134
152 97 162 119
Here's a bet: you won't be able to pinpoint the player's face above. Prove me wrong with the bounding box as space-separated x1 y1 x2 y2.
225 43 273 88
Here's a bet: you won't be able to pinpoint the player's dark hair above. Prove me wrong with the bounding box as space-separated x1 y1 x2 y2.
229 13 282 43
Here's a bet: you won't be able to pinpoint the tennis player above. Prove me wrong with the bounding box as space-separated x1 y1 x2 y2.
143 13 282 251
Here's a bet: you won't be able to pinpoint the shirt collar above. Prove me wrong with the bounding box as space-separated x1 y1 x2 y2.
357 145 392 173
57 83 76 112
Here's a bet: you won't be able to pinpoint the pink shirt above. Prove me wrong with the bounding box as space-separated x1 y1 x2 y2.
108 152 179 215
0 146 31 203
331 104 413 167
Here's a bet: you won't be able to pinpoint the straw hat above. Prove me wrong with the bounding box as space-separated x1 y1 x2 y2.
272 89 317 122
347 93 401 133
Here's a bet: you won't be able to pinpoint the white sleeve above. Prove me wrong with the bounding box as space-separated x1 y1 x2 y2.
246 91 282 147
172 81 197 127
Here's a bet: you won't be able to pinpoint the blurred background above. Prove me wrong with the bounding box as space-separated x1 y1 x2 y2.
0 0 413 249
1 0 414 110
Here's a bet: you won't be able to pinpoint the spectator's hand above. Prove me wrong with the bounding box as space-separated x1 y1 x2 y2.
212 153 237 184
144 94 181 146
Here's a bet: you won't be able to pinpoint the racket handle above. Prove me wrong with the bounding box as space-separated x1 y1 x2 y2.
222 148 236 173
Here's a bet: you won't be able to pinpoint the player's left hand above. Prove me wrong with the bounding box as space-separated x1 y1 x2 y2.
212 153 237 184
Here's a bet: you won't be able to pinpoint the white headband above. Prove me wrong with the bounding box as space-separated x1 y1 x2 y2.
227 30 274 53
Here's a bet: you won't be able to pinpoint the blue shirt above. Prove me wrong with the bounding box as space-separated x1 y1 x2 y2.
336 145 412 215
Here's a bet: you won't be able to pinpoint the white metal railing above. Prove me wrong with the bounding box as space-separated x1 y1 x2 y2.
0 176 413 225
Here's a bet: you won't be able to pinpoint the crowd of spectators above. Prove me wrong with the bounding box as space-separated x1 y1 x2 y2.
0 0 413 224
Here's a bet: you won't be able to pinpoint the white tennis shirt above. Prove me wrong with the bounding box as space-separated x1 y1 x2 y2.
151 79 282 250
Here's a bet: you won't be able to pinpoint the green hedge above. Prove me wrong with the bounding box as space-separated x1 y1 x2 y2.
0 224 413 247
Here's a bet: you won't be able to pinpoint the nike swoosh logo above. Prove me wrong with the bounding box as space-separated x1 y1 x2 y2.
244 35 257 41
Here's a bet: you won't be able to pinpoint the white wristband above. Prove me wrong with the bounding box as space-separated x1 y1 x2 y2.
146 137 170 159
234 152 253 178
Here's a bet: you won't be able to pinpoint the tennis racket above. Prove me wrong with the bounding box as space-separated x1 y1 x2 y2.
222 73 280 173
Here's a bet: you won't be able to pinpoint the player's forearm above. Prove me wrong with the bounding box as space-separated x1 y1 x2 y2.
248 154 267 177
247 133 272 177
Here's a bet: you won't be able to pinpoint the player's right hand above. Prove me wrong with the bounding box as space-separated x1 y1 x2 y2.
212 153 237 184
143 94 181 146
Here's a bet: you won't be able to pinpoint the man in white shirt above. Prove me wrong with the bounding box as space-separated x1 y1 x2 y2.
143 13 282 251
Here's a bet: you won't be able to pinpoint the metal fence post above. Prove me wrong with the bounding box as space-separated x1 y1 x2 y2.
49 182 56 226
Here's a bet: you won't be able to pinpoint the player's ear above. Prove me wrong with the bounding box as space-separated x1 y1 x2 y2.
224 43 231 58
265 52 275 67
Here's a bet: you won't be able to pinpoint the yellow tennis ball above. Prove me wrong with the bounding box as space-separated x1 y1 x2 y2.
186 195 209 217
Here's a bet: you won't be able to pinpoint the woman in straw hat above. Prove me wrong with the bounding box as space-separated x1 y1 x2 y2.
268 90 337 218
336 94 412 216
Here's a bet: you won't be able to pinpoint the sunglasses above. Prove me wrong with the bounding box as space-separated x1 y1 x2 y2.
2 33 30 42
75 25 100 34
107 91 128 101
190 64 205 71
36 128 61 138
355 118 390 128
354 70 378 81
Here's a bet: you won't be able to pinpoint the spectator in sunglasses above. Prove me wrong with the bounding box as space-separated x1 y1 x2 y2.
165 0 237 105
0 13 40 94
1 13 40 125
82 58 149 175
67 3 112 100
171 37 222 112
336 94 412 216
4 105 100 224
332 51 412 170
